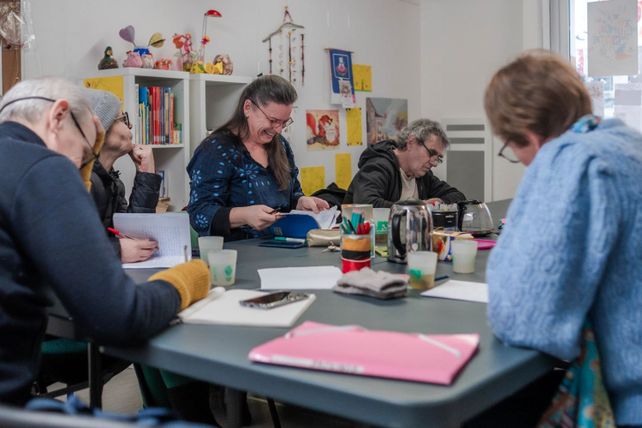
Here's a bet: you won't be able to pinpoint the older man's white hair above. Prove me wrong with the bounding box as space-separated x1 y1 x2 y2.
0 77 92 125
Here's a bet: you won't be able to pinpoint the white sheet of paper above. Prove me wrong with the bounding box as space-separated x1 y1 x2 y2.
113 213 191 269
421 280 488 303
284 206 339 229
258 266 342 290
178 289 316 327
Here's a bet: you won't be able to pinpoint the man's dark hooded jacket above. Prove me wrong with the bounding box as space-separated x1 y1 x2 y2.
344 140 466 207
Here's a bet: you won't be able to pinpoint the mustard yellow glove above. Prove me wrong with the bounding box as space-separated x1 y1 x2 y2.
149 260 210 310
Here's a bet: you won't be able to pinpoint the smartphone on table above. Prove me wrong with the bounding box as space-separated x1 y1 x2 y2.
239 291 309 309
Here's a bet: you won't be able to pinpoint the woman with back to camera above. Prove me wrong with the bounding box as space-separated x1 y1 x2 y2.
187 75 328 240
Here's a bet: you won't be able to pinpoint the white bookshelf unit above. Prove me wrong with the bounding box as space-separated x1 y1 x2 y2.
189 73 252 156
83 68 191 211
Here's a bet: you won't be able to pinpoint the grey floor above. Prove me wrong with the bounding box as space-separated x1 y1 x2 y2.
65 365 364 427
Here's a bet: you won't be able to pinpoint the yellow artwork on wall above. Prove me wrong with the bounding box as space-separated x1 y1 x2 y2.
83 76 125 107
352 64 372 92
345 107 363 146
300 166 325 196
335 153 352 191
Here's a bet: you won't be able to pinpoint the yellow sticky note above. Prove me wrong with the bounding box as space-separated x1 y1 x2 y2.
352 64 372 92
83 76 125 107
300 166 325 196
335 153 352 191
346 107 363 146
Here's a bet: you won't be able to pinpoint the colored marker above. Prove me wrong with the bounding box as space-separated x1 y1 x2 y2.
274 237 306 243
107 227 135 240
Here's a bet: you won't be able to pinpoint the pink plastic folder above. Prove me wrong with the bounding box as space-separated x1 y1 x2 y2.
249 321 479 385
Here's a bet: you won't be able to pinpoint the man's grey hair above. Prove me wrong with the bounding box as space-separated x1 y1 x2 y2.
0 77 92 125
396 118 449 149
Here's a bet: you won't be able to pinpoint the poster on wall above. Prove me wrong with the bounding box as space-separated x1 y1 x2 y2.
587 0 637 77
306 109 340 150
365 97 408 145
328 48 356 107
300 166 325 196
345 107 363 146
352 64 372 92
335 153 352 190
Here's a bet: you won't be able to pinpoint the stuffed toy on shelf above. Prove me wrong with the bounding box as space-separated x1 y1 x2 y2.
119 25 165 68
98 46 118 70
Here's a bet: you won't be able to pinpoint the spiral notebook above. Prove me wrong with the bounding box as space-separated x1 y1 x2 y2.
249 321 479 384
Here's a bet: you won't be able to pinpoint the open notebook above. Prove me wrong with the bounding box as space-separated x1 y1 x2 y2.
249 321 479 385
178 289 316 327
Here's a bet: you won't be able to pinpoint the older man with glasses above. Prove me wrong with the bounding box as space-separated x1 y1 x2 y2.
344 118 466 207
0 77 210 408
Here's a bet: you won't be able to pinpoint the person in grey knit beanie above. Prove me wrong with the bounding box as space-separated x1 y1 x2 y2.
85 87 161 264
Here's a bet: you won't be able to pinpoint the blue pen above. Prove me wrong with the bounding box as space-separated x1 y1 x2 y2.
435 275 449 282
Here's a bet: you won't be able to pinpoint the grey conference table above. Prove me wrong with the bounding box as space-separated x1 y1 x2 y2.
101 199 556 428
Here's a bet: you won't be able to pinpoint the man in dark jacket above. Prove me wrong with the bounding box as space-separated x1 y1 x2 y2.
85 89 161 263
344 119 465 207
0 77 208 406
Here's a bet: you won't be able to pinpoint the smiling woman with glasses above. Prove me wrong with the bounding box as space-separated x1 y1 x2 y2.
187 74 329 241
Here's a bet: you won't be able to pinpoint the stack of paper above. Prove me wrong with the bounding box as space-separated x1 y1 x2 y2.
420 280 488 303
258 266 342 290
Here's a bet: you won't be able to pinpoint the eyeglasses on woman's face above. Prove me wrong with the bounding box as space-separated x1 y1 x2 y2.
115 112 132 130
250 99 294 130
497 140 521 163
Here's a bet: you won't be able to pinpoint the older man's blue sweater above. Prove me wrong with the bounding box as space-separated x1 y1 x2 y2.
487 119 642 425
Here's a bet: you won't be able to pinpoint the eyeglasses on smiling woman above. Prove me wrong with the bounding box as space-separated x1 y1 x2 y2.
250 99 294 129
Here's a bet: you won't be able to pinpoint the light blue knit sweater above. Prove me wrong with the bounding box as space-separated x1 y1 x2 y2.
487 118 642 425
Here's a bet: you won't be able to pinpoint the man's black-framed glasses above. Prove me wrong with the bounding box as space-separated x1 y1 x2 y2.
423 144 444 165
0 95 98 166
250 99 294 129
497 140 521 163
116 111 132 129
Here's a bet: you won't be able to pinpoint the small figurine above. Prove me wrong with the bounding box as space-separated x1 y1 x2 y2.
98 46 118 70
119 25 165 68
141 53 154 69
154 58 173 70
123 50 143 68
173 33 195 71
213 54 233 75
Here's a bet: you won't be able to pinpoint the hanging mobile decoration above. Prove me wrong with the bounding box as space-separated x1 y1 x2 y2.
262 6 305 86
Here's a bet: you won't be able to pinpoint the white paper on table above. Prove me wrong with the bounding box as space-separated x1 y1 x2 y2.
113 213 191 269
258 266 342 290
281 206 339 229
420 280 488 303
178 289 316 327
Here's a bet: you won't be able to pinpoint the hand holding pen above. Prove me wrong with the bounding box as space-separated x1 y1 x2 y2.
108 227 158 263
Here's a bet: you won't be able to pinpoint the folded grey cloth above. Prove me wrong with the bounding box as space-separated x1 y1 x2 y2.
334 268 408 299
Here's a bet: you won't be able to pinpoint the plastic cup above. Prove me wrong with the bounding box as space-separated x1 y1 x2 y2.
198 236 224 263
407 251 438 290
451 240 478 274
373 208 390 247
207 249 237 287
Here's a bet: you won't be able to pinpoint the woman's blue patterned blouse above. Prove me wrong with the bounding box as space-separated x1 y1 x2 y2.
187 131 304 239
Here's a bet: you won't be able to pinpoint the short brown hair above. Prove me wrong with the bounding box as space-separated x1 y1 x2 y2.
484 50 592 147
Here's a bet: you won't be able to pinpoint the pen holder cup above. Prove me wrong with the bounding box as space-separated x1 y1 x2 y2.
340 204 375 258
341 234 372 273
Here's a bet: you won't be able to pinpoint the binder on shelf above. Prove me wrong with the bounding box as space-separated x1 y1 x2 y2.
249 321 480 385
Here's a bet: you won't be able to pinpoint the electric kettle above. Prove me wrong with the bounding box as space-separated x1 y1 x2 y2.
388 200 433 264
456 200 495 236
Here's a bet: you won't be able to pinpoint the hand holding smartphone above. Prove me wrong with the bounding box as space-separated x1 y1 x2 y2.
239 291 310 310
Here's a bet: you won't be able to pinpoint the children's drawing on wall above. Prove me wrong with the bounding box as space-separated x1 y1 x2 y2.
328 48 355 107
306 110 340 150
366 97 408 145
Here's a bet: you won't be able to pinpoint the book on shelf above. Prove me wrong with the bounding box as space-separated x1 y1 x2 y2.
137 85 181 145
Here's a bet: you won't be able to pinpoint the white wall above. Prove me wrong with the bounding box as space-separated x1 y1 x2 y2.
24 0 421 192
419 0 543 201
